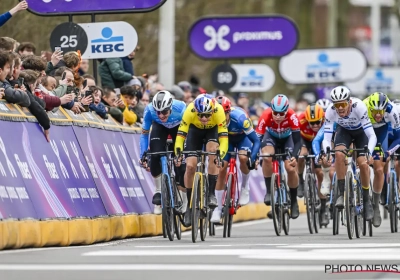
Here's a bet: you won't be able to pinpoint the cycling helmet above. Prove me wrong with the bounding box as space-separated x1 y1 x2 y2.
330 86 351 102
316 98 331 112
194 95 214 113
271 94 289 113
369 92 389 110
392 99 400 104
216 96 231 112
305 104 324 122
152 90 173 111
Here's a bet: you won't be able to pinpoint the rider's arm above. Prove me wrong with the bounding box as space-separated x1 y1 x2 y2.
322 107 336 153
239 114 260 161
292 130 302 157
312 125 325 155
139 105 152 158
174 105 192 155
215 107 229 159
255 108 269 141
358 102 377 155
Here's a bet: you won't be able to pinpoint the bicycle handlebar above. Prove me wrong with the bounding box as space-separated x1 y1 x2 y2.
175 148 222 166
298 154 316 159
258 147 293 160
324 145 370 162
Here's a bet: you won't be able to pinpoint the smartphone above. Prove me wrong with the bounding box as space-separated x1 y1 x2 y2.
20 78 24 87
82 79 87 89
61 72 66 80
55 46 61 52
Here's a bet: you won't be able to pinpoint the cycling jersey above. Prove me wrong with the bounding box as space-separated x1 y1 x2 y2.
140 100 186 157
256 108 300 139
174 101 228 158
323 97 377 155
226 106 260 161
312 123 337 156
298 112 321 141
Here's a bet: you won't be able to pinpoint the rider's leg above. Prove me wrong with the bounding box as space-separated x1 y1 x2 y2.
297 143 308 198
261 132 275 205
238 136 253 205
206 140 220 207
212 147 230 223
149 123 169 213
284 135 299 219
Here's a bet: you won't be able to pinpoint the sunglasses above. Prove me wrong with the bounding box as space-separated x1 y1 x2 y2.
197 113 212 119
156 109 170 116
309 120 322 126
333 101 349 109
370 109 384 115
272 111 287 117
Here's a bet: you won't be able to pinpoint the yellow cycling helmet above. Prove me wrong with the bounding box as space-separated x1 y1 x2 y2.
368 92 389 110
305 104 324 122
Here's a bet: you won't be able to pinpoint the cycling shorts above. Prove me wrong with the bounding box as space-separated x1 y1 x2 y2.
261 131 293 160
184 124 218 158
334 126 368 158
223 134 252 162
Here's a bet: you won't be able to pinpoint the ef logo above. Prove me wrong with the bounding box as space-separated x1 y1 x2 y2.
204 25 230 52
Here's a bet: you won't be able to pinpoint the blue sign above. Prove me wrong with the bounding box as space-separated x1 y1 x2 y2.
240 69 263 87
307 53 340 80
366 69 393 92
91 27 124 54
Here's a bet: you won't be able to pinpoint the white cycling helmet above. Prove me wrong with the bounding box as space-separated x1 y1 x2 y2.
152 90 173 111
330 86 351 103
316 98 332 112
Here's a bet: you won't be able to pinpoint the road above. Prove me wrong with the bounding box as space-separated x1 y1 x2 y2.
0 213 400 280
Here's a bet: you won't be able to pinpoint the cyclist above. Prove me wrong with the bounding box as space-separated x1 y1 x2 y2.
316 98 332 112
256 94 302 219
174 95 228 226
322 86 377 221
139 91 187 214
297 104 325 198
363 92 400 227
211 96 260 223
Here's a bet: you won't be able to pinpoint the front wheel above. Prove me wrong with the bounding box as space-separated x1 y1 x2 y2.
389 172 398 233
271 173 282 236
223 174 233 238
161 174 174 241
191 173 201 243
345 171 355 240
305 173 315 234
332 175 340 235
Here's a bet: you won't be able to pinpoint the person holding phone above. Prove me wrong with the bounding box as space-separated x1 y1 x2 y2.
0 1 28 27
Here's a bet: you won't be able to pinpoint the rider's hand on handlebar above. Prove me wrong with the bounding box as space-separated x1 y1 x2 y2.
174 156 183 167
289 157 297 167
139 159 150 172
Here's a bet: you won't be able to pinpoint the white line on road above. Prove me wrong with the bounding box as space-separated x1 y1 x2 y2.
280 243 400 248
135 245 200 248
0 264 323 272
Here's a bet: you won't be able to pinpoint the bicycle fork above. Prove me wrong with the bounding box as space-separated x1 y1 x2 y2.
161 156 174 209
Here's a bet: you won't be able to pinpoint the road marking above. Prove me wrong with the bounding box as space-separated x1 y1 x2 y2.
0 264 322 271
280 243 400 249
0 219 270 255
135 245 200 248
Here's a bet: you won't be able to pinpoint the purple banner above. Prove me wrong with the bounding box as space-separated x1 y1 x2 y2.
26 0 166 15
0 122 38 220
93 129 152 214
189 16 299 59
121 133 155 209
49 126 107 217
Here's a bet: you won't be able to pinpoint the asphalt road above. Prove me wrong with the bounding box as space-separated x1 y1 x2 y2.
1 211 400 280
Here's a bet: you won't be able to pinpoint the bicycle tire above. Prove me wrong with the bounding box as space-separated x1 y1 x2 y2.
345 171 355 240
161 174 175 241
200 174 208 242
313 182 320 234
305 173 314 234
191 173 201 243
171 177 182 240
354 184 363 239
162 214 167 238
390 172 397 233
271 173 282 236
223 174 232 238
209 211 215 236
332 176 340 235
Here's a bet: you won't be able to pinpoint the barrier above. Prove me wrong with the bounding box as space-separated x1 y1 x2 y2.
0 100 305 250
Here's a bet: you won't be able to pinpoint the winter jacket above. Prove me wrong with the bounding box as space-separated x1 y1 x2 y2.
0 80 30 107
0 12 11 27
120 95 137 125
121 57 134 76
101 98 123 123
98 58 132 89
89 102 108 119
22 84 51 130
51 84 74 110
46 60 67 76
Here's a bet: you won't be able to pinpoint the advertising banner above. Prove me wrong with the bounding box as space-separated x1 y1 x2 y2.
92 129 152 214
73 126 129 215
50 126 107 217
230 64 275 92
121 133 155 208
26 0 167 15
279 48 367 84
189 16 299 59
345 67 400 95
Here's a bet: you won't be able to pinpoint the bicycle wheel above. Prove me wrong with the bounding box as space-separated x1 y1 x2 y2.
332 176 340 235
354 184 363 238
390 172 397 233
191 173 201 243
171 177 182 240
305 173 314 234
345 171 355 240
162 215 167 238
313 181 320 234
223 174 232 238
200 175 208 242
271 173 282 236
208 211 215 236
282 184 290 235
161 174 174 241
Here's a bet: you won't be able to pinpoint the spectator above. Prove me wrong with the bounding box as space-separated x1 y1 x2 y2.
17 42 36 56
0 37 14 52
40 75 57 91
98 57 135 89
40 51 53 63
178 81 193 104
237 92 250 113
170 85 184 101
0 50 30 107
122 50 135 76
54 66 67 77
82 74 96 87
9 52 21 82
0 1 28 27
47 51 80 77
78 59 89 76
120 85 138 125
141 92 150 107
130 92 143 122
101 87 124 123
21 55 47 76
2 37 18 52
88 86 107 119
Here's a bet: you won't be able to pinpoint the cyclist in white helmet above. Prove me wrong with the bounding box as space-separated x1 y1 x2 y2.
316 98 332 112
322 86 377 221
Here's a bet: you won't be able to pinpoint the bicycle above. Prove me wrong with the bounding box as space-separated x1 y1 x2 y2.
330 171 341 236
327 145 372 240
258 148 292 236
386 152 399 233
298 154 320 234
177 148 221 243
141 146 182 242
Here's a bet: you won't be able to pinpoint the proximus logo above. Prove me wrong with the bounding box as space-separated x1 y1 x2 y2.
204 25 230 52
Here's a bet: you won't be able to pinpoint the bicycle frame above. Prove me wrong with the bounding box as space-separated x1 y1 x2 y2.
388 155 399 206
225 151 240 215
272 155 288 205
160 156 175 209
